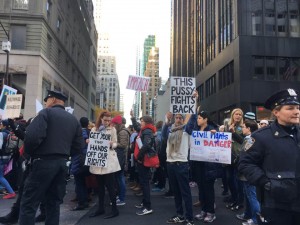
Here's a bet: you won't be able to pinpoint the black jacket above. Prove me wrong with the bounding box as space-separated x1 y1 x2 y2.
238 121 300 212
24 105 83 158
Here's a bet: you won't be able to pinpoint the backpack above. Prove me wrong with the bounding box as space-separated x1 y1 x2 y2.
5 132 20 155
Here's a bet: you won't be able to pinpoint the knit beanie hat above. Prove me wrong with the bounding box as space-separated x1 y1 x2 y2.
244 112 256 120
111 115 122 125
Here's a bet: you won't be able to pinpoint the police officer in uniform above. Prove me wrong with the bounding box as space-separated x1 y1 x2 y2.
239 88 300 225
19 90 83 225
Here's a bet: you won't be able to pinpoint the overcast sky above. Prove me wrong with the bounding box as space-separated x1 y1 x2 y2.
93 0 171 118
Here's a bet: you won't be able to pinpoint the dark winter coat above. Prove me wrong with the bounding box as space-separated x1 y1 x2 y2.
238 121 300 212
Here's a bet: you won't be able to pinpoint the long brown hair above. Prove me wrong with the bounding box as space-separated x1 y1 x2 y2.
95 110 111 129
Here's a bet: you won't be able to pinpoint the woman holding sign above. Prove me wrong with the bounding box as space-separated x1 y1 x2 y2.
89 111 120 219
186 109 220 223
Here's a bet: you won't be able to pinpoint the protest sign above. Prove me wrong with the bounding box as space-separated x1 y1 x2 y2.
36 99 44 114
4 94 23 119
190 131 232 164
0 85 17 117
126 75 150 92
170 77 196 114
65 106 74 114
85 131 111 167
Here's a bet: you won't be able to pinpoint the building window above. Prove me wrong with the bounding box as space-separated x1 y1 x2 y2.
205 74 216 97
279 58 300 81
253 56 264 80
13 0 29 10
46 0 52 19
42 79 51 101
197 84 204 101
266 57 276 80
11 25 26 50
219 61 234 90
57 18 61 31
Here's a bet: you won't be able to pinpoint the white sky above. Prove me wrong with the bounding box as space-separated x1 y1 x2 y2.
93 0 171 118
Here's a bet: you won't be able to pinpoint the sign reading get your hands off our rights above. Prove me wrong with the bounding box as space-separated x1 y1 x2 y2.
170 77 196 114
85 132 111 167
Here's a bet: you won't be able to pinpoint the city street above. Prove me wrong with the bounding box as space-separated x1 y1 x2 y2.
0 178 243 225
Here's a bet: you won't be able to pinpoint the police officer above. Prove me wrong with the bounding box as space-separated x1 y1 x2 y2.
239 88 300 225
19 90 83 225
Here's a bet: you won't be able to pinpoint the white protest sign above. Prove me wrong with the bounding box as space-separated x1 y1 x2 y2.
65 106 74 114
190 131 232 164
36 99 44 114
85 131 111 167
0 85 17 117
126 75 150 92
4 94 23 119
170 77 196 114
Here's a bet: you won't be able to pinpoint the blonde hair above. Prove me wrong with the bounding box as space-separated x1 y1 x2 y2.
229 108 244 127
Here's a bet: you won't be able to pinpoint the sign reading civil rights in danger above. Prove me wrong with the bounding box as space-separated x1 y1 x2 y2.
85 131 111 167
190 131 232 164
126 75 150 92
170 77 196 114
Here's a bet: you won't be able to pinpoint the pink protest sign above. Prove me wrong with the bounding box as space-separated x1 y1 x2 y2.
126 75 150 92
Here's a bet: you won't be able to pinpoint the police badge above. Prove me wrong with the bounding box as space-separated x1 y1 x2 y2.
243 137 255 151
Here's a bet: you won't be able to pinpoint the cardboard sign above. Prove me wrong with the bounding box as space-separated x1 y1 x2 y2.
126 75 150 92
170 77 196 114
85 131 111 167
190 131 232 164
0 85 17 117
4 94 23 119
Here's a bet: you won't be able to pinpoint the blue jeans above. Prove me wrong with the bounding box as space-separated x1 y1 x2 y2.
243 181 260 224
167 162 193 221
116 170 126 201
0 158 14 193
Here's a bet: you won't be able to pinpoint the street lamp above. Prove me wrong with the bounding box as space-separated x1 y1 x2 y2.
0 20 11 86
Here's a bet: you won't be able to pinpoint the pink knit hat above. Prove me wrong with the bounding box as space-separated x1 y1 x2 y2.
111 115 122 125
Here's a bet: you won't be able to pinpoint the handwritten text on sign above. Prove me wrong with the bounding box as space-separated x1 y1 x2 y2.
170 77 196 114
190 131 232 164
85 132 111 167
126 75 150 92
4 94 23 119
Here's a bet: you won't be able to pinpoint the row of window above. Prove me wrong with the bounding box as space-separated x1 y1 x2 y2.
253 56 300 81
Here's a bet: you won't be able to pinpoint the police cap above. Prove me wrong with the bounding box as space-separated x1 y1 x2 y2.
264 88 300 110
44 90 68 102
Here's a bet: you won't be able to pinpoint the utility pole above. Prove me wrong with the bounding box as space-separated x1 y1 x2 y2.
0 20 11 86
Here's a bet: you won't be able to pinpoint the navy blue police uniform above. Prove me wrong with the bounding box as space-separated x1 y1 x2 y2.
19 90 83 225
239 89 300 225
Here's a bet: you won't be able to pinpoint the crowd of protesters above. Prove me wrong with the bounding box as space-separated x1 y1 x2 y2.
0 88 299 225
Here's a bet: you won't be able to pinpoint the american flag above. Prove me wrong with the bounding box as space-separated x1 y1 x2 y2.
283 59 298 81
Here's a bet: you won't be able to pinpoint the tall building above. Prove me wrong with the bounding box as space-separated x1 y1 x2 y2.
0 0 97 120
132 45 142 118
142 35 156 75
93 1 120 112
141 47 161 116
171 0 300 123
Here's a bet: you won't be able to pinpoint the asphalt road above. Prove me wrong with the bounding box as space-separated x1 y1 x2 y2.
0 178 243 225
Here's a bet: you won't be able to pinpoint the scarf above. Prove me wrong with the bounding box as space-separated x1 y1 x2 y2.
168 124 184 156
